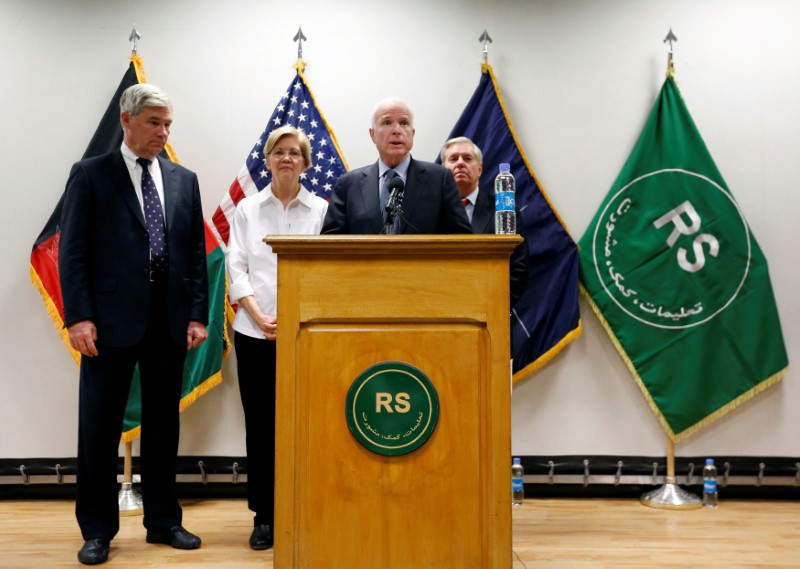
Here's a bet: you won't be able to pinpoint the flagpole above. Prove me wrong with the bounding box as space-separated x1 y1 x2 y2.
116 23 146 518
638 30 701 511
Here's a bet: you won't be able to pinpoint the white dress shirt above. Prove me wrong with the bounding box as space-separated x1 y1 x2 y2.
226 184 328 339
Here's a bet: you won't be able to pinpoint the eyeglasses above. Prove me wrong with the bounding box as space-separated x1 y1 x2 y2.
270 149 304 160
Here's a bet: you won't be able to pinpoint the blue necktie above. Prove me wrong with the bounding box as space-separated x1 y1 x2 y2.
380 169 398 222
137 158 168 273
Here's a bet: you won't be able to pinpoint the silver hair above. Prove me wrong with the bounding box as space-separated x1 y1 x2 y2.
440 136 483 165
370 97 414 129
119 83 172 117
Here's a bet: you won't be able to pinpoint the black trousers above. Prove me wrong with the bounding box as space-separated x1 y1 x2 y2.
234 331 276 527
76 281 186 540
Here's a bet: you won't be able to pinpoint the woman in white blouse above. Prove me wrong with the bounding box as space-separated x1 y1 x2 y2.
225 125 328 551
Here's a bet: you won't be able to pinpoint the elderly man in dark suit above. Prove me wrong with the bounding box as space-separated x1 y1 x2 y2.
59 83 208 565
441 136 529 304
322 97 472 235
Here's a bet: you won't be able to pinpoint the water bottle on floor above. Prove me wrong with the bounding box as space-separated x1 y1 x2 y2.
702 458 718 508
512 457 524 506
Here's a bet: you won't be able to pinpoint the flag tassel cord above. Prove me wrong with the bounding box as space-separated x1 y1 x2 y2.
580 284 787 443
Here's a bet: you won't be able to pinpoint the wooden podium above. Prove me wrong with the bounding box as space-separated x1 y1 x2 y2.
266 234 520 569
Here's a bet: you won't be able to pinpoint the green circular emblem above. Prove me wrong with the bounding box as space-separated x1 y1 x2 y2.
345 361 439 456
591 169 751 329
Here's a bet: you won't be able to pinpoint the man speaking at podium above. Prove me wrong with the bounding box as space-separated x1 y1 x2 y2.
321 97 472 235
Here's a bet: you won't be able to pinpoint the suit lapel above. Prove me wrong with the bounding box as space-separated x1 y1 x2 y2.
158 156 178 232
110 150 146 229
357 162 383 234
472 191 495 234
399 158 424 234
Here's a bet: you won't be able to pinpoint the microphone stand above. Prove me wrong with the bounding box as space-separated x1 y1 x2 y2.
383 190 404 235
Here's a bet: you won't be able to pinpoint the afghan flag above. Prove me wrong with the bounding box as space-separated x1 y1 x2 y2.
29 55 230 442
441 63 582 381
578 70 788 441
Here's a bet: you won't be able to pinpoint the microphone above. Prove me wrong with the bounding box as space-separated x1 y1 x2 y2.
385 177 405 213
383 176 405 234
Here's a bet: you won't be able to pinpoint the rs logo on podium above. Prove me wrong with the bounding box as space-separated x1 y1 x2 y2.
345 361 439 456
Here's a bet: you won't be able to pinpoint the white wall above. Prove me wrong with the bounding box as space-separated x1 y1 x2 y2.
1 0 797 459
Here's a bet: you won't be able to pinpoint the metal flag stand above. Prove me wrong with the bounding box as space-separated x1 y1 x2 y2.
641 438 702 509
118 23 145 518
119 441 143 516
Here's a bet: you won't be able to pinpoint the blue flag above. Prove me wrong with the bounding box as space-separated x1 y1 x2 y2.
441 64 581 380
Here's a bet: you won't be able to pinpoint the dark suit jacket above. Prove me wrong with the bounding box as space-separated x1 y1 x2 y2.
59 150 208 347
322 157 472 234
472 190 529 305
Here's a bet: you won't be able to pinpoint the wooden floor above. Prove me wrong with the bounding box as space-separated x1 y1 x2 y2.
1 498 799 567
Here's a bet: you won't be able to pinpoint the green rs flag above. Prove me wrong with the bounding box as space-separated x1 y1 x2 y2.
578 72 788 442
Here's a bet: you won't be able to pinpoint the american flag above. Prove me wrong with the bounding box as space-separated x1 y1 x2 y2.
211 69 348 247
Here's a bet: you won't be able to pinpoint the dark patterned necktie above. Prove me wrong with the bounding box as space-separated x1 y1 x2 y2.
137 158 168 272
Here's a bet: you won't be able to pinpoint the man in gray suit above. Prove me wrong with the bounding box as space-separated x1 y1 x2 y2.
59 83 208 565
322 98 472 235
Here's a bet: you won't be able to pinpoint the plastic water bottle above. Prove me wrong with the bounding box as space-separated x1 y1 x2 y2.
511 457 524 506
702 458 718 508
494 163 516 234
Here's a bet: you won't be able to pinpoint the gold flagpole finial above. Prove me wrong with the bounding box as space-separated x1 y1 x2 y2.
293 26 307 74
663 28 678 76
129 24 141 55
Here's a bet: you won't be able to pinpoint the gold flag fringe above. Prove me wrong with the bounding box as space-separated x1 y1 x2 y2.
513 320 582 383
29 266 80 366
579 283 787 442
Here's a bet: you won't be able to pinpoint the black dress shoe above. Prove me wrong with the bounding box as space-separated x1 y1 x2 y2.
249 524 273 550
77 538 110 565
146 525 201 550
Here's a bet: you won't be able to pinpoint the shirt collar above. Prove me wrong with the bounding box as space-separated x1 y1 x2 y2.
463 186 480 206
120 142 161 175
260 183 315 208
378 155 411 181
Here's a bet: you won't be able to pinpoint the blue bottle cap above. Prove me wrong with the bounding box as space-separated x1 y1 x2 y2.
512 457 521 465
706 458 714 465
499 162 511 172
